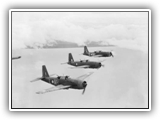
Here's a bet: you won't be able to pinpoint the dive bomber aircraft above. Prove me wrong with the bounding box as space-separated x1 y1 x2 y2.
31 65 93 94
61 53 105 69
83 46 114 57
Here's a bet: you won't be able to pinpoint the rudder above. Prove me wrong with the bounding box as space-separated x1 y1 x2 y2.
84 46 89 55
42 65 49 78
68 53 74 62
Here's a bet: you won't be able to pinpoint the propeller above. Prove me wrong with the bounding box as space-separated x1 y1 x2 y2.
101 64 105 67
110 52 114 57
99 63 105 68
82 81 87 94
82 88 86 94
110 50 114 57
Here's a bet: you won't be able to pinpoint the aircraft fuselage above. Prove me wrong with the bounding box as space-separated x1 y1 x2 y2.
68 61 102 68
41 77 86 89
84 51 112 57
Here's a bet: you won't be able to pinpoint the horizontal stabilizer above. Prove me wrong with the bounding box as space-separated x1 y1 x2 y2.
30 77 42 82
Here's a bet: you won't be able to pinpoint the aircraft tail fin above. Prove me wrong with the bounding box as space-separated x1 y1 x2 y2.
42 65 49 78
68 53 74 62
84 46 89 55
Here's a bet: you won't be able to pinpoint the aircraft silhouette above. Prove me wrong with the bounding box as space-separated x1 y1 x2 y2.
12 56 21 60
31 65 93 94
61 53 105 69
83 46 114 57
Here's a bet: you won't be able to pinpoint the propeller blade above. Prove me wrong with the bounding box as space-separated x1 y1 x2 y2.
101 64 105 67
112 54 114 57
110 52 113 57
82 88 86 94
110 50 114 57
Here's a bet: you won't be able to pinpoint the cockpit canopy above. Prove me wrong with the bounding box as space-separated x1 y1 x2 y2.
57 76 69 80
94 50 101 53
65 76 69 79
80 60 89 62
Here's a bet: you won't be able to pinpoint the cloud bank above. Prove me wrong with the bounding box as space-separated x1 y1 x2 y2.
12 12 148 52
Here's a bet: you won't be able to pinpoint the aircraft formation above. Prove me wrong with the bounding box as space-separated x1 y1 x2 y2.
13 46 114 94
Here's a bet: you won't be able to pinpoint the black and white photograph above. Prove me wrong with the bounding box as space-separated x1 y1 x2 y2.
9 9 151 111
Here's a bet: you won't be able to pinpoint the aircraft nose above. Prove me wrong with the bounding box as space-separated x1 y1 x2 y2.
110 52 114 57
99 62 105 67
82 81 87 88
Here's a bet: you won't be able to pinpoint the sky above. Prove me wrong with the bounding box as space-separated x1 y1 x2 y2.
12 11 148 52
12 47 148 108
11 11 149 109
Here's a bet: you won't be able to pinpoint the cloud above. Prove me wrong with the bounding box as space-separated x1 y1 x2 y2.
12 12 148 52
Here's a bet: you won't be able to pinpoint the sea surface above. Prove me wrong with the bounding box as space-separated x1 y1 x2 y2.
12 47 148 108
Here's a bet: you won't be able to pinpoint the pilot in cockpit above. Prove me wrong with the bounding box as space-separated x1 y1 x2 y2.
65 76 69 80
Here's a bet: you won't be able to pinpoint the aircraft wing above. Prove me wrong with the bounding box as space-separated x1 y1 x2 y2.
77 65 90 68
36 85 71 94
92 54 103 57
69 65 90 69
12 56 21 60
76 72 94 80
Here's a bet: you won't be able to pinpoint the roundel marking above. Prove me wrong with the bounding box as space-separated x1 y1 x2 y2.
51 79 54 84
54 79 59 84
50 79 59 85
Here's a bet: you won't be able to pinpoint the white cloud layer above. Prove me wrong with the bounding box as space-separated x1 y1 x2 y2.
12 12 148 52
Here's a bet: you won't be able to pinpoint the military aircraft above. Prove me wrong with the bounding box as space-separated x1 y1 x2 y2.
61 53 105 69
83 46 114 57
12 56 21 60
31 65 93 94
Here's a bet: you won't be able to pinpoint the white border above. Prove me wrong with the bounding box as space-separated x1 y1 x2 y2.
9 9 151 11
149 10 151 111
9 9 12 111
9 9 151 111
